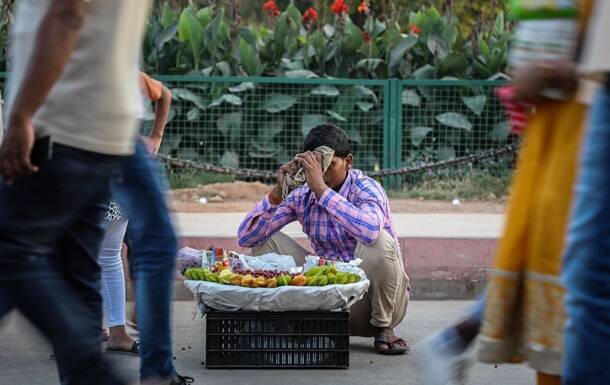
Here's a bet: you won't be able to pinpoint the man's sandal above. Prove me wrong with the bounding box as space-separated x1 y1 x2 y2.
374 336 409 355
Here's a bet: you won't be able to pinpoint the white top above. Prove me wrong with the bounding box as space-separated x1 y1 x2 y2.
579 0 610 76
6 0 152 155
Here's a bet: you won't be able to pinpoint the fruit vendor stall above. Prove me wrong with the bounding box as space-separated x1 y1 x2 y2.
178 247 370 368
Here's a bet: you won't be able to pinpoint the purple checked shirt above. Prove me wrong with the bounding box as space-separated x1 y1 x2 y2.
237 169 397 262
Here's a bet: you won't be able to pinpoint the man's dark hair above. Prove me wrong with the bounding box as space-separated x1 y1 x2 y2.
303 124 351 157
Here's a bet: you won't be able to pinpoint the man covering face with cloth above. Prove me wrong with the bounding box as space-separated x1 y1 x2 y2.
238 123 411 355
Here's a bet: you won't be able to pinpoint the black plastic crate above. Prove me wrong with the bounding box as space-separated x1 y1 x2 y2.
205 309 349 368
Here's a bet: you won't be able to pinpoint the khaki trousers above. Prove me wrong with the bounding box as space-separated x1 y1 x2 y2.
252 230 410 337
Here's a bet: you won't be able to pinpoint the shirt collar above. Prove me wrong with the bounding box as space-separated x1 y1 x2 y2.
336 169 354 198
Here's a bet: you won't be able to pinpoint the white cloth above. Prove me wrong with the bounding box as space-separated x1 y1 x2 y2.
579 0 610 76
6 0 152 155
99 218 129 328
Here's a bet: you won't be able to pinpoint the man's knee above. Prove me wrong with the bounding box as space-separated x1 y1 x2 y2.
355 229 400 261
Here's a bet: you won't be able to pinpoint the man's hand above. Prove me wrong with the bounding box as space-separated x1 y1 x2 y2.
269 159 298 203
296 151 328 198
0 115 39 184
142 134 162 156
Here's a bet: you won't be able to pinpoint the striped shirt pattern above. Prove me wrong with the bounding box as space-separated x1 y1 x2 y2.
238 169 397 262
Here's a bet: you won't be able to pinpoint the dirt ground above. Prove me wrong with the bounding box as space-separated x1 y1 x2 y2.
170 181 507 214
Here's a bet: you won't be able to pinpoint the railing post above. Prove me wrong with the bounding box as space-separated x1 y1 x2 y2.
382 79 403 190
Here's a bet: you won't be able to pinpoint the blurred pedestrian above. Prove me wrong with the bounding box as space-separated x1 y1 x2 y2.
414 1 595 384
476 2 594 385
0 1 151 384
100 72 172 355
562 1 610 384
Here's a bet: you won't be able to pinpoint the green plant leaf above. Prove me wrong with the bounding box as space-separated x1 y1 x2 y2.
217 112 242 148
264 94 298 113
311 85 340 97
259 120 284 141
438 53 468 78
494 12 505 35
347 129 362 144
435 112 473 131
324 42 340 62
178 8 203 69
413 64 437 79
238 38 261 76
389 35 418 72
342 16 364 55
356 101 375 112
239 27 257 46
196 7 213 28
160 3 177 29
426 34 449 59
402 89 421 107
323 24 335 38
355 85 379 103
301 114 328 136
220 151 240 168
172 88 207 110
410 126 433 146
437 146 456 160
208 94 243 108
462 95 488 116
286 3 302 24
229 82 255 93
186 107 201 121
157 22 178 51
490 120 511 141
326 110 348 122
356 58 384 72
479 39 490 58
413 65 437 99
285 69 319 78
214 61 232 76
372 20 387 38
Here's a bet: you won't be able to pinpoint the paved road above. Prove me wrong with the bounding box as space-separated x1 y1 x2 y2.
0 301 534 385
172 213 505 239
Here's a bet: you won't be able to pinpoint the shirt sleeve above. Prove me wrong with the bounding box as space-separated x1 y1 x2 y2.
317 185 386 245
139 72 164 102
237 193 298 247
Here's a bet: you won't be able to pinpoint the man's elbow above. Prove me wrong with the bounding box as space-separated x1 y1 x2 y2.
361 224 381 245
237 236 250 248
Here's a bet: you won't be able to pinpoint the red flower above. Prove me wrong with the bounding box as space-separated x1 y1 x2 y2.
357 1 369 14
263 0 280 17
362 31 371 43
302 7 319 23
331 0 349 15
409 24 422 34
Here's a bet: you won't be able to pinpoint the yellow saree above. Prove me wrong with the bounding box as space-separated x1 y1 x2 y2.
477 99 587 375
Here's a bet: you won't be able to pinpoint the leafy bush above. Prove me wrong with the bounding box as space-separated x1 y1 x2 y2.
142 1 510 79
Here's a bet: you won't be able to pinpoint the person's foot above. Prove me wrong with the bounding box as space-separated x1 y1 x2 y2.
373 327 409 355
413 332 471 385
106 325 138 354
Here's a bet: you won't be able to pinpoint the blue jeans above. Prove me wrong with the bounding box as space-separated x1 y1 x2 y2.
562 87 610 384
0 144 126 385
113 140 178 381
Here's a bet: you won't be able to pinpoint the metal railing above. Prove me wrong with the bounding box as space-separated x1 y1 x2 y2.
0 73 514 189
